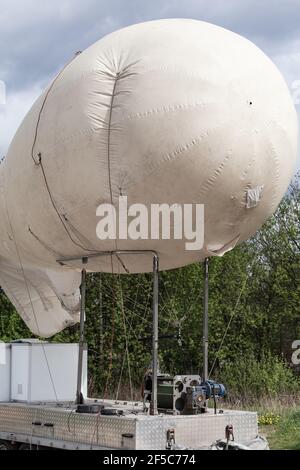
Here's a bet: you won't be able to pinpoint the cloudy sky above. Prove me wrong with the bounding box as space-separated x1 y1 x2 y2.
0 0 300 159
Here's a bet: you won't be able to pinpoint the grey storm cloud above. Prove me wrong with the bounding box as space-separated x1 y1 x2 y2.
0 0 300 157
1 0 300 92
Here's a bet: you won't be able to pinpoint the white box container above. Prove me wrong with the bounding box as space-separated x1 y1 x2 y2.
11 342 87 403
0 343 11 402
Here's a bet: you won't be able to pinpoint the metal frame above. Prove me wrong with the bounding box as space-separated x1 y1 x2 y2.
0 253 264 450
76 269 86 405
203 258 209 382
57 250 159 415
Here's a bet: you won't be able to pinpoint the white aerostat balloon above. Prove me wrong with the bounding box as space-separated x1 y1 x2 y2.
0 19 297 336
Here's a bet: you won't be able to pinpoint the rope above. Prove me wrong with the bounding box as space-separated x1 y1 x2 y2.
28 226 63 258
103 256 116 398
98 272 104 369
3 192 59 402
117 272 134 403
30 53 102 256
38 157 96 253
208 260 255 378
115 353 127 401
103 71 133 399
101 284 152 324
31 55 78 165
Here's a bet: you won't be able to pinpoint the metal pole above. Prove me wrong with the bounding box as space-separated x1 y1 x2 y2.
99 272 103 370
150 254 159 415
76 268 86 405
203 258 209 382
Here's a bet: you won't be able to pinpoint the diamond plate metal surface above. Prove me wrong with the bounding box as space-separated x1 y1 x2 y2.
0 403 258 450
136 410 258 449
0 403 136 449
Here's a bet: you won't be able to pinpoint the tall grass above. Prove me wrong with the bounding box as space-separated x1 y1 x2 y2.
89 353 300 412
215 353 300 408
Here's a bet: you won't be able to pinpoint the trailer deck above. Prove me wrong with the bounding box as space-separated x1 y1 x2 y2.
0 399 262 450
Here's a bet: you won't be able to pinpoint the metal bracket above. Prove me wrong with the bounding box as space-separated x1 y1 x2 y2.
166 428 176 450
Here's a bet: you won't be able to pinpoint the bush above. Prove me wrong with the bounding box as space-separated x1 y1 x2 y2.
216 352 300 403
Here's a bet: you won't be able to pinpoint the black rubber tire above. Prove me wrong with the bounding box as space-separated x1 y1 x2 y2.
19 443 37 450
0 440 16 450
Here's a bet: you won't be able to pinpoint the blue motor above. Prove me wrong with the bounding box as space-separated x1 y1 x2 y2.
202 380 226 399
191 380 226 412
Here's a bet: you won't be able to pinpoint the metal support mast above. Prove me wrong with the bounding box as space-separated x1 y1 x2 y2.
76 268 86 405
203 258 209 382
150 254 159 415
